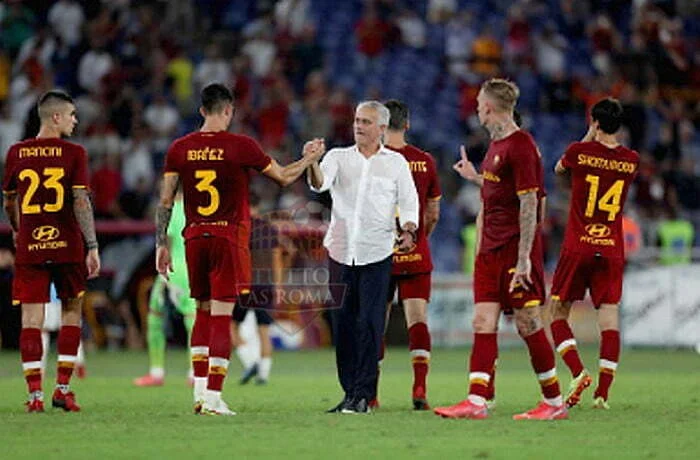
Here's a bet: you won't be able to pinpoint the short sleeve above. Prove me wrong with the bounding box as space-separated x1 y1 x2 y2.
512 135 541 195
164 141 182 176
2 146 17 194
561 142 579 170
239 136 272 172
71 145 89 189
426 154 442 200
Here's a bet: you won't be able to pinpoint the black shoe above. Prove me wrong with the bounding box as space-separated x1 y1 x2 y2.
413 398 431 411
240 363 259 385
342 398 370 414
327 396 348 413
254 377 268 386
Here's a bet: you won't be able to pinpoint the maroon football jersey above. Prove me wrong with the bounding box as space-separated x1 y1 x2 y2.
479 130 545 253
164 131 272 242
560 141 639 258
388 144 441 275
2 138 89 264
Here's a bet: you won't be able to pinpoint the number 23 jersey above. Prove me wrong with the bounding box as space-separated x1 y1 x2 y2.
2 138 89 265
560 141 639 259
164 131 272 242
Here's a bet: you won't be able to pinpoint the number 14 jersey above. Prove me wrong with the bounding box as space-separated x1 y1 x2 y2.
164 131 272 243
2 138 89 265
560 141 639 259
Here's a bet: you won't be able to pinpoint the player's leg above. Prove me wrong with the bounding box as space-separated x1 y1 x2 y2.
191 300 211 412
550 297 592 408
549 251 589 384
511 238 567 421
403 299 431 409
594 303 620 409
15 264 50 412
511 305 567 420
134 277 167 386
184 237 212 412
400 273 432 410
52 293 83 412
590 256 624 409
201 238 240 415
202 299 235 415
434 249 501 419
434 301 500 419
21 302 46 412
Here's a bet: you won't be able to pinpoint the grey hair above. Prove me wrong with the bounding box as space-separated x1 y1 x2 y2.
357 101 390 126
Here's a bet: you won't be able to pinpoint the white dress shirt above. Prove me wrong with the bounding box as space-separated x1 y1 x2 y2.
310 145 419 266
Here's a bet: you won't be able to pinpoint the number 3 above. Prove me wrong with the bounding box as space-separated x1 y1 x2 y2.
195 170 219 216
18 167 65 214
584 174 624 221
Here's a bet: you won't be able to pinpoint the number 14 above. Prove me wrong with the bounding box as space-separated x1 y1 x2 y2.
584 174 624 221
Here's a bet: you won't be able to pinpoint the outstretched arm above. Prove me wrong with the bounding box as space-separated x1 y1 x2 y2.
264 139 325 187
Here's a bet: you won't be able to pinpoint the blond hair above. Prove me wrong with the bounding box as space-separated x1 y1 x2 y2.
481 79 520 113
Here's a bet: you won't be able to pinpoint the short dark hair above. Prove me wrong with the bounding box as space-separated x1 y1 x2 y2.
201 83 233 114
384 99 409 131
591 98 623 134
37 90 73 119
513 109 522 127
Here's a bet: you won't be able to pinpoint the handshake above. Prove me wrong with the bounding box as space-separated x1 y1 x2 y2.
302 138 326 162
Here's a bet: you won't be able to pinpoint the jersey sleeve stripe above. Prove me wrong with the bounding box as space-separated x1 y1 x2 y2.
261 161 272 173
2 190 17 195
516 187 539 195
428 195 442 201
72 185 87 189
163 172 179 177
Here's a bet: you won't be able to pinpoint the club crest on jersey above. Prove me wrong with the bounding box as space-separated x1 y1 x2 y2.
494 155 500 165
585 223 611 238
32 225 60 242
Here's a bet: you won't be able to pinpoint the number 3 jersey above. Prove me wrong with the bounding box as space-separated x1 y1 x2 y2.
164 131 272 243
560 141 639 259
2 138 89 265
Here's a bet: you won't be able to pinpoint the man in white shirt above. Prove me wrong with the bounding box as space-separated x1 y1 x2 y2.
307 101 419 413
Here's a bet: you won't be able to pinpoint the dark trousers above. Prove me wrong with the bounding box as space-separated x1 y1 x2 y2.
329 256 392 401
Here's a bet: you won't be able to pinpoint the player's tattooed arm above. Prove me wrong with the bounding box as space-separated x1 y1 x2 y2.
73 188 98 249
517 191 538 262
508 190 538 293
156 174 179 248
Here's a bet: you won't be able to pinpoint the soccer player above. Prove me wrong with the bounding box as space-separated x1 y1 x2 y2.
549 98 639 410
134 188 195 386
376 99 440 410
156 83 324 415
434 79 567 420
2 90 100 412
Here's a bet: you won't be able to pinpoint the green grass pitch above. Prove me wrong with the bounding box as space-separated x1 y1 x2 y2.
1 347 699 459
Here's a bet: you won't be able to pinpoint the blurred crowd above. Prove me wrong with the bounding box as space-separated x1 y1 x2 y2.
1 0 699 273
